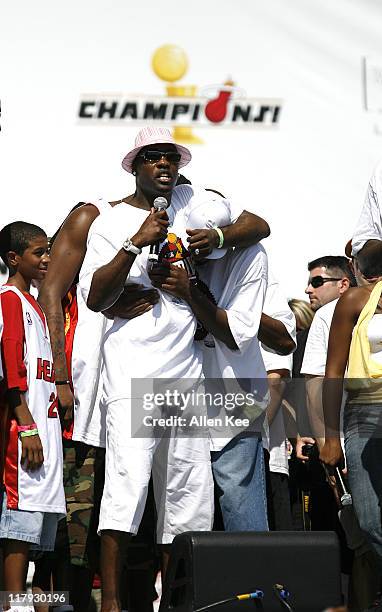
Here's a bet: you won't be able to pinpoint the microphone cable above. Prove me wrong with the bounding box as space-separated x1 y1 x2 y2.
194 590 264 612
272 584 294 612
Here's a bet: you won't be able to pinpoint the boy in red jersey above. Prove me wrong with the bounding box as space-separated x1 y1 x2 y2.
0 222 65 612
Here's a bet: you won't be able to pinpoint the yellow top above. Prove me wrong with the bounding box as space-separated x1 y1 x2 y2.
346 280 382 403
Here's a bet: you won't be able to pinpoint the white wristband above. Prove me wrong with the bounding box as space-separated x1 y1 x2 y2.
214 227 224 249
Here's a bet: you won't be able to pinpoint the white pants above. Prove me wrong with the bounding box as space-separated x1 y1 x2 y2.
98 398 214 543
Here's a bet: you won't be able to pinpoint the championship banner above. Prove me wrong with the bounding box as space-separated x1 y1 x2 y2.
77 44 283 140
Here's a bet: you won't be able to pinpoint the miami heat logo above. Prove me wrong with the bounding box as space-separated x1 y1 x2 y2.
158 233 196 279
159 233 190 264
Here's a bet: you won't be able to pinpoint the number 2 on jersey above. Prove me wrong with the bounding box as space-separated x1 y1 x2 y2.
48 392 59 418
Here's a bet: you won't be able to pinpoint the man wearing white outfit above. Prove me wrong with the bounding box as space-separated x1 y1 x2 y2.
150 198 270 531
80 130 210 612
80 126 270 612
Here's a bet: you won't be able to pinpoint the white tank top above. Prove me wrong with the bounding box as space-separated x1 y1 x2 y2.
71 198 112 448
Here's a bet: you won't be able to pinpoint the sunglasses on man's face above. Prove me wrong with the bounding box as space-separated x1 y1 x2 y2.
309 275 342 288
138 150 181 164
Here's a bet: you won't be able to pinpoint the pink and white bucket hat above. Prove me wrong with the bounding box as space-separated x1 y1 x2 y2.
121 126 192 173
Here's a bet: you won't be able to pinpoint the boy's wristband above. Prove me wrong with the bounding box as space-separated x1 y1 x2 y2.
214 227 224 249
17 423 38 432
19 428 39 438
55 380 71 386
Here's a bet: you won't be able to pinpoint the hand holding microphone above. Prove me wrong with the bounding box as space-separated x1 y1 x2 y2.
131 197 169 251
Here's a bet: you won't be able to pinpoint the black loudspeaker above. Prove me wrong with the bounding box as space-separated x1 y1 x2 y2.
159 531 342 612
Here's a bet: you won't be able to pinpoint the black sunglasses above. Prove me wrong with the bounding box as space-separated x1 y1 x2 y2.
310 275 342 288
138 150 181 164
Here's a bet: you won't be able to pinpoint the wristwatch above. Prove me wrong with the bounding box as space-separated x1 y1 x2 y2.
122 238 142 256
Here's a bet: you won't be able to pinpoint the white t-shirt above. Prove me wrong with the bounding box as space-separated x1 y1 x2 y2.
352 159 382 255
300 298 347 453
198 244 269 451
301 299 338 377
80 185 241 404
260 272 296 475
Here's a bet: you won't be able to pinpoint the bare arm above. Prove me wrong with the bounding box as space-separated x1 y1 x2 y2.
86 210 169 312
102 285 159 319
39 205 100 381
187 286 237 349
266 370 289 425
87 249 139 312
258 313 296 356
305 375 325 450
39 205 100 418
187 210 270 259
304 292 365 463
319 288 367 466
323 290 366 437
222 210 270 247
8 390 44 470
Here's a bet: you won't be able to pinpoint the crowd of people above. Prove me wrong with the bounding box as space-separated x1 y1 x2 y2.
0 126 382 612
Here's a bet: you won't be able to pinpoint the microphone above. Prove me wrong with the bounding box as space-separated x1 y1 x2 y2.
272 584 294 612
149 197 169 263
153 196 169 212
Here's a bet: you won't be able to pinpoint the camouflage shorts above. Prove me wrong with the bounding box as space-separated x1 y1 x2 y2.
63 440 105 567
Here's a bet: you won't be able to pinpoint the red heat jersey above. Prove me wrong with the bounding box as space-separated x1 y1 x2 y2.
0 286 65 513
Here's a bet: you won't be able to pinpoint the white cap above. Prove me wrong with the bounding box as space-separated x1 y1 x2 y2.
186 195 231 259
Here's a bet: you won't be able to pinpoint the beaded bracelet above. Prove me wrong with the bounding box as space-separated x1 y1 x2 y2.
19 428 39 438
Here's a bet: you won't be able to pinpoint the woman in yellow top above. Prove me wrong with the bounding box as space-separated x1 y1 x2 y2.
320 240 382 603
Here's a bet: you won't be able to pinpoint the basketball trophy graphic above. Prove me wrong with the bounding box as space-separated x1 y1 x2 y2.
152 44 203 144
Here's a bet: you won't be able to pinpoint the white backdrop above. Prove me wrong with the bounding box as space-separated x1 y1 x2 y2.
2 0 382 298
